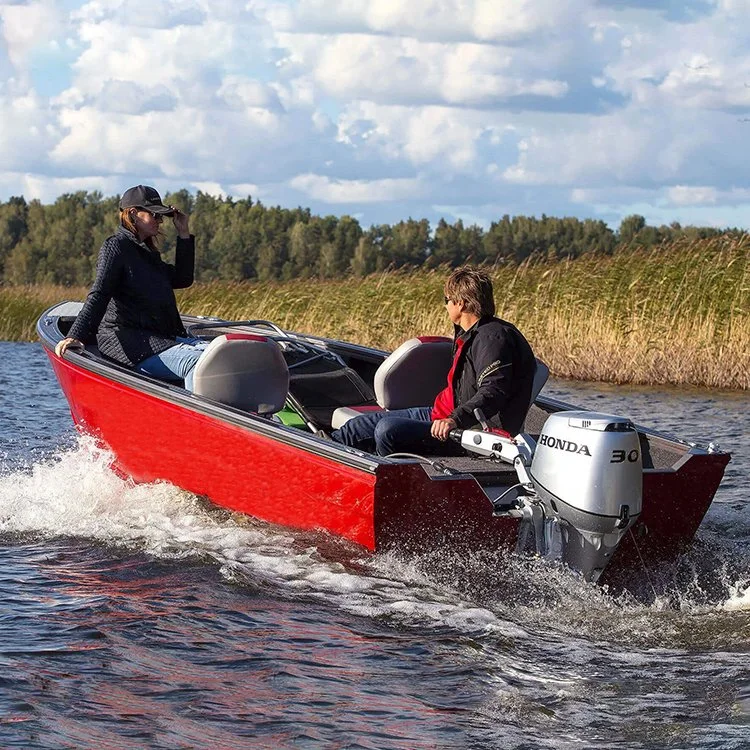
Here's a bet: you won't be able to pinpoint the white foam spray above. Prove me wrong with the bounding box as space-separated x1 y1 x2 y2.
0 436 527 637
2 435 747 646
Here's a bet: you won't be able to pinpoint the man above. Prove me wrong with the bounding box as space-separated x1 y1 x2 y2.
331 266 537 456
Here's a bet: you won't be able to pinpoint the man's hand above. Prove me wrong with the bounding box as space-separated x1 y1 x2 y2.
431 417 457 441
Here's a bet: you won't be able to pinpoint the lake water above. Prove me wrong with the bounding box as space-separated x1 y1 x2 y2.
1 341 748 749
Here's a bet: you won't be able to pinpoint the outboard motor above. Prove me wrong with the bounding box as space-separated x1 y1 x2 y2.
529 411 642 580
452 409 642 582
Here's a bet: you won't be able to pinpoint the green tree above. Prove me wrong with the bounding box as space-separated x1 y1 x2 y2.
619 214 646 244
431 218 462 267
0 196 28 278
351 235 377 277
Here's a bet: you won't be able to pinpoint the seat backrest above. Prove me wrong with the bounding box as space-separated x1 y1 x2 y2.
192 333 289 414
530 358 549 407
374 336 453 410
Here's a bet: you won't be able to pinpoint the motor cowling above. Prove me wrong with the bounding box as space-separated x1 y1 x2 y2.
528 411 643 580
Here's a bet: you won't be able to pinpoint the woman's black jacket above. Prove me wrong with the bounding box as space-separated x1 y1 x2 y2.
449 316 536 436
68 226 195 367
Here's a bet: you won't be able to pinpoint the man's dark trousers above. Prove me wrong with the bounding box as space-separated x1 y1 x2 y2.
331 407 464 457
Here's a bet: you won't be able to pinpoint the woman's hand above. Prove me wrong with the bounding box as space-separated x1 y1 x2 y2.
171 207 190 239
431 417 457 441
55 337 84 357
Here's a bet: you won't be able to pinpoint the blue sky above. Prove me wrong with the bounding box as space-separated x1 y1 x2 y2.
1 0 749 230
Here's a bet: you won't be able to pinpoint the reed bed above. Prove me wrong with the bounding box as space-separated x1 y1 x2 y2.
0 284 88 342
4 236 748 389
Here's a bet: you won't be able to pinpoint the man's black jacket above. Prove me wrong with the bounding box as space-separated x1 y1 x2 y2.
68 226 195 366
449 316 536 436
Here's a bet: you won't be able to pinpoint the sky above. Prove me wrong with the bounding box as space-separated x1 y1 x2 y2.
1 0 750 229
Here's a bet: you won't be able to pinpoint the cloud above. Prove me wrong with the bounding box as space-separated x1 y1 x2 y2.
72 0 207 29
276 32 569 110
224 181 260 199
0 89 59 171
273 0 587 44
289 173 426 203
190 180 227 197
568 183 750 229
218 76 284 113
336 102 511 172
50 103 294 180
501 105 750 192
0 0 749 233
595 0 715 22
666 185 718 206
0 0 66 72
599 3 750 115
0 169 123 203
68 18 240 98
92 80 178 114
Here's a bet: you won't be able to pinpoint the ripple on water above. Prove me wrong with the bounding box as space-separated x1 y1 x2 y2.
1 433 748 648
0 342 748 748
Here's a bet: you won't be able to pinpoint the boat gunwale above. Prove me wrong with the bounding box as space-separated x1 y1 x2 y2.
37 304 385 475
37 301 727 477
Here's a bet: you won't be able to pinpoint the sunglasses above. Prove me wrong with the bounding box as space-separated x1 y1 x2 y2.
134 207 167 220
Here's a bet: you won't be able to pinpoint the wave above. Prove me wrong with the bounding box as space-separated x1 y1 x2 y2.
0 436 527 638
1 436 748 647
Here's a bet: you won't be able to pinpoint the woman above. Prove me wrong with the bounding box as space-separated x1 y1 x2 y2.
55 185 208 389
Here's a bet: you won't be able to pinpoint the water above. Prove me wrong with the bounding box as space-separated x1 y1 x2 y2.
1 341 748 749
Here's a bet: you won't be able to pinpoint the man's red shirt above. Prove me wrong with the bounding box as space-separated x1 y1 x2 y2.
430 337 466 420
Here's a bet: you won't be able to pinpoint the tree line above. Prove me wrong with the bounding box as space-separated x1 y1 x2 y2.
0 190 737 285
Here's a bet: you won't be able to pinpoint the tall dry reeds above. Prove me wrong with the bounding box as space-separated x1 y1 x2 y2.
5 235 749 389
0 284 88 341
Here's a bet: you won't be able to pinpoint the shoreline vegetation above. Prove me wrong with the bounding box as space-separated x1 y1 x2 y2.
0 190 739 286
2 235 747 390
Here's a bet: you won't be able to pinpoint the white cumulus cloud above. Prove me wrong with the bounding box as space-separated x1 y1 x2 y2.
290 173 426 203
0 0 748 230
667 185 718 206
0 0 65 71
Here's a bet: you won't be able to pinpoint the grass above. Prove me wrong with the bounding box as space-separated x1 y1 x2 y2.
5 235 749 389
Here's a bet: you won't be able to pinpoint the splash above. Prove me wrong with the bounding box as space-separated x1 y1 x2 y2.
0 435 225 551
0 436 525 637
1 435 747 645
720 582 750 612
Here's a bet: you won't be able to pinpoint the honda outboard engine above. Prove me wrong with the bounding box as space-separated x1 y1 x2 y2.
451 409 644 581
529 411 642 580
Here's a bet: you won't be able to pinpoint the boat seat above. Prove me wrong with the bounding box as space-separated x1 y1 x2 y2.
330 336 551 431
530 358 549 406
330 336 453 429
192 333 289 414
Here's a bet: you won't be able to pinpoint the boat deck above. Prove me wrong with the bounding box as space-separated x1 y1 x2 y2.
52 308 690 475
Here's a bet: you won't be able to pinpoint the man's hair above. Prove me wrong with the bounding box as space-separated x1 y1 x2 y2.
445 266 496 317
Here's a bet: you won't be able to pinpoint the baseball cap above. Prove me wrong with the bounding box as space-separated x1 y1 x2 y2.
119 185 175 215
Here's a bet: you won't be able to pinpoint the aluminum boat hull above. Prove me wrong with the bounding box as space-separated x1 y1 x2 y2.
39 303 730 582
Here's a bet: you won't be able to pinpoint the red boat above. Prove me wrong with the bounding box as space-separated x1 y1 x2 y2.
38 302 730 585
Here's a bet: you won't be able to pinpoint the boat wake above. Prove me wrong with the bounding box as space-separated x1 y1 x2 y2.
0 436 526 637
0 436 748 645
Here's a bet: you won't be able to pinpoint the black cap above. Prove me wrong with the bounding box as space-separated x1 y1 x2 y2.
119 185 174 215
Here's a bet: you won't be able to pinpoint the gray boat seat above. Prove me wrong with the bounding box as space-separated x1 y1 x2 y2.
530 358 549 406
192 333 289 414
331 336 452 429
330 332 551 431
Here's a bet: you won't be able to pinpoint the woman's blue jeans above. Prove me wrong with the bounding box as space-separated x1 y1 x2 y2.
135 337 209 391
